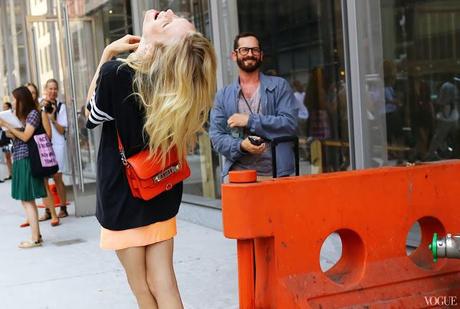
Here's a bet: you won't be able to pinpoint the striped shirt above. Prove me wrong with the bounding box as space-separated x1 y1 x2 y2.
86 92 114 127
85 60 182 231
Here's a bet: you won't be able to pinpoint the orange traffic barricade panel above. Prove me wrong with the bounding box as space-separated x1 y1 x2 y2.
222 162 460 308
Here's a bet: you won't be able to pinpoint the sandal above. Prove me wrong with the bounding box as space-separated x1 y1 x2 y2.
19 221 30 228
18 239 42 249
51 218 60 227
39 209 51 222
58 206 69 218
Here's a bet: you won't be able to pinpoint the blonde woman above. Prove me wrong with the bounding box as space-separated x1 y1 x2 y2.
85 9 216 309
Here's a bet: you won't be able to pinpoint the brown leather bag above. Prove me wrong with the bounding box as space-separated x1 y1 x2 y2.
117 132 190 200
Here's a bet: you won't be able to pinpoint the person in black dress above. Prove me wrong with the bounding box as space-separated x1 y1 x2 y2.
85 9 216 309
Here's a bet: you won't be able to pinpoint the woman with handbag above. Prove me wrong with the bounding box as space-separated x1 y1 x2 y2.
19 82 60 228
0 87 47 248
85 9 216 309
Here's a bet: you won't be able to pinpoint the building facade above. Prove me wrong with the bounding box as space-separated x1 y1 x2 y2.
1 0 459 214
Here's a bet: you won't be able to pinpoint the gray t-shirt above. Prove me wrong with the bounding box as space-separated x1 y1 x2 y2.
231 85 272 176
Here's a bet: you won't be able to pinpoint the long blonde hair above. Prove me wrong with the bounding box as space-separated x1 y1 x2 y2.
124 31 217 166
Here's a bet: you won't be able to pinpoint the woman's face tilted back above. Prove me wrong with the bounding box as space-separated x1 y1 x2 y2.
138 9 195 54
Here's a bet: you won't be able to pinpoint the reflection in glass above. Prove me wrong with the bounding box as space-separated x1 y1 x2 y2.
68 20 98 177
159 0 211 38
237 0 349 173
158 0 219 199
381 0 460 164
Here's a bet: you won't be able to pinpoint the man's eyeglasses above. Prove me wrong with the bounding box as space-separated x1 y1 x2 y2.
235 47 262 56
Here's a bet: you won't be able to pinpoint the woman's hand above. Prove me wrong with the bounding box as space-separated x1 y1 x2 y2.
0 119 11 131
86 34 141 108
104 34 141 58
0 120 17 139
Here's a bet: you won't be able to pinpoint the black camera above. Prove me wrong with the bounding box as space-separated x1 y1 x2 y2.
248 135 265 146
43 101 54 114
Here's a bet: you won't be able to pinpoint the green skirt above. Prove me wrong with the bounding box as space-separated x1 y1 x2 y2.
11 158 46 201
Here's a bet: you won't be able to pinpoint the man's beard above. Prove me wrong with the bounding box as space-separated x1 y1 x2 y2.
237 56 262 73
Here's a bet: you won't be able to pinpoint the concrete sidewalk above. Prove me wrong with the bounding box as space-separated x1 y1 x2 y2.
0 180 238 309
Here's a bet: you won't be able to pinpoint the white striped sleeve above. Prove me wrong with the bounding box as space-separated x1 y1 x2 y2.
86 84 114 129
86 61 116 129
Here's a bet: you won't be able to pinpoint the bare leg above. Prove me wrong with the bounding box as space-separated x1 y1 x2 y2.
21 200 41 242
145 238 183 309
43 179 59 224
4 152 12 177
53 173 68 217
116 247 158 309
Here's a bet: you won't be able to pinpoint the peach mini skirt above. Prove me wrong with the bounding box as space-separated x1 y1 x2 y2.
100 217 177 250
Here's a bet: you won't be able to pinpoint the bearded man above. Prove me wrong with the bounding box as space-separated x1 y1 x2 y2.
210 32 298 182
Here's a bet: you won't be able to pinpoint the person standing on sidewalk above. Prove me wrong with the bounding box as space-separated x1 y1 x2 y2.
40 79 68 219
0 87 46 248
0 102 13 182
209 32 298 181
21 82 60 227
85 9 216 309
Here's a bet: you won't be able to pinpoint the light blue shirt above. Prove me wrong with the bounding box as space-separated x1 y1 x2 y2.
210 73 298 179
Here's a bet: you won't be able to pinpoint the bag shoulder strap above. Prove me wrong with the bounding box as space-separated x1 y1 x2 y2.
115 126 128 166
56 102 63 115
33 112 46 136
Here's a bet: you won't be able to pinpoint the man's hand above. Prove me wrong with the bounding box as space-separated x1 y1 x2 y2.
240 138 266 154
228 113 249 128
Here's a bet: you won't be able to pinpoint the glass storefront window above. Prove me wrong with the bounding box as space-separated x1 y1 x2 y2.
380 0 460 164
237 0 350 174
101 0 133 46
28 0 57 16
159 0 211 38
157 0 220 199
66 0 133 179
29 20 65 93
0 0 31 97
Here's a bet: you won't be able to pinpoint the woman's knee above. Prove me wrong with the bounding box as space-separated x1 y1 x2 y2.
127 276 152 299
145 268 177 298
145 240 177 296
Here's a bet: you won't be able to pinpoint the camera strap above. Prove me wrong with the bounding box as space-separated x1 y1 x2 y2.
240 90 261 115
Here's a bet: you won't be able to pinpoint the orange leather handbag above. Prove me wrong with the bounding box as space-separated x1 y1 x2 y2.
117 132 190 200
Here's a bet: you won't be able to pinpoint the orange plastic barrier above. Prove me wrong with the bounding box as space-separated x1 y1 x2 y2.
222 161 460 308
37 183 70 208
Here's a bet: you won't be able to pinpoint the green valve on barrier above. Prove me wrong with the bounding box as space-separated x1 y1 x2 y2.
428 233 438 262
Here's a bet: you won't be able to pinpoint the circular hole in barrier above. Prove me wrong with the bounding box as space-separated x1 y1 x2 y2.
406 221 421 256
406 216 445 270
320 232 342 272
320 229 365 285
